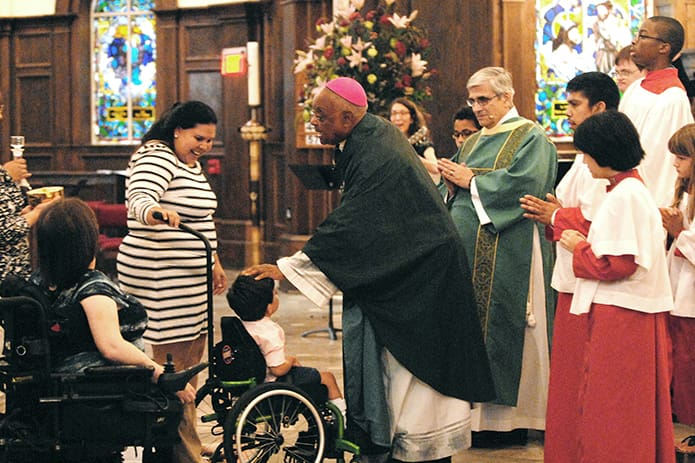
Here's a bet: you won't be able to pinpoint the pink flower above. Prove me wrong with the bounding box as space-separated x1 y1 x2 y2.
324 47 335 59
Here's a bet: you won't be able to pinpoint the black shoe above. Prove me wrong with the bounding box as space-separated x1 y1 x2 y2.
471 429 528 448
343 419 390 456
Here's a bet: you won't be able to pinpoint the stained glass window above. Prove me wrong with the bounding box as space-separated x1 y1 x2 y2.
92 0 156 144
535 0 646 140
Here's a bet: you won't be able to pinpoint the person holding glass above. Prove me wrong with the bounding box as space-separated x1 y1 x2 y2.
0 91 53 282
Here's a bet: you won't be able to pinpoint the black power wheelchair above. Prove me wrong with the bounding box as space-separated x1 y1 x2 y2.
0 285 206 462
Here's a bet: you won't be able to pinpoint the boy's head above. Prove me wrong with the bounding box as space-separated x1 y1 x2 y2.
227 275 276 321
614 46 645 93
565 72 619 130
451 106 481 148
632 16 684 70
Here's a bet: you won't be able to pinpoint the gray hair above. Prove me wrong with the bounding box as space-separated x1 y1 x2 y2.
467 67 515 98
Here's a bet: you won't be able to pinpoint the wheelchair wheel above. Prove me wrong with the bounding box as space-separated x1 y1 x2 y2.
223 382 325 463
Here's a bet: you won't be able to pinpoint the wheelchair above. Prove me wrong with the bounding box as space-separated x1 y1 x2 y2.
0 289 205 462
195 316 360 463
151 212 360 463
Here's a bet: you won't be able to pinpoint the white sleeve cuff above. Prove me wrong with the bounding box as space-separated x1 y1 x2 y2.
470 178 492 225
277 251 339 308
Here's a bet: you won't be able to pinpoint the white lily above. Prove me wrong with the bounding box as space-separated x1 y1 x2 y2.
351 0 365 10
319 21 336 35
294 50 315 74
334 4 356 19
310 36 328 51
347 50 367 68
340 36 353 49
311 76 327 99
410 53 427 77
351 37 372 53
388 10 418 28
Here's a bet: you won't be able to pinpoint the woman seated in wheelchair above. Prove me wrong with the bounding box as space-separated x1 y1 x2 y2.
32 197 196 403
227 275 347 420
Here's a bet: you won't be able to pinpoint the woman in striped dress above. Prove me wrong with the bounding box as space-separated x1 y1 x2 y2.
117 100 227 462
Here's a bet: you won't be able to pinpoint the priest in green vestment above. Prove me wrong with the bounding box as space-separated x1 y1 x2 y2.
244 77 494 463
438 67 557 442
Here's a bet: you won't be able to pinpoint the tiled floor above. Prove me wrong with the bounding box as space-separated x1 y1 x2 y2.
121 274 694 462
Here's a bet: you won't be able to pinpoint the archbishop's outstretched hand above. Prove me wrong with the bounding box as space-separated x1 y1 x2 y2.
242 263 285 281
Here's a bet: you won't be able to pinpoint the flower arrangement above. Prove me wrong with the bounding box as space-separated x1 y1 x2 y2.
294 0 435 119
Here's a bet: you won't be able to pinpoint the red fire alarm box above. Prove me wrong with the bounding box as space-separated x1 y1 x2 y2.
221 47 247 77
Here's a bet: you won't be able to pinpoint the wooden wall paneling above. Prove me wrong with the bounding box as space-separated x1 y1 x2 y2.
153 6 180 110
257 2 288 260
500 0 535 120
412 0 494 155
0 22 11 160
278 0 341 262
71 0 92 149
13 26 55 171
177 7 252 265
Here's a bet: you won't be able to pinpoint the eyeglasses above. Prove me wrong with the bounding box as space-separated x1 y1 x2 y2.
390 110 410 117
635 33 666 43
610 68 640 78
452 129 478 139
466 94 500 108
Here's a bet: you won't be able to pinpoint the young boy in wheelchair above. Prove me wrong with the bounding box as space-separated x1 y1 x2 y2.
227 274 347 421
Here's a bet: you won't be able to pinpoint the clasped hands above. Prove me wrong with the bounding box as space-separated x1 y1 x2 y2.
437 158 475 189
660 207 684 238
519 193 585 251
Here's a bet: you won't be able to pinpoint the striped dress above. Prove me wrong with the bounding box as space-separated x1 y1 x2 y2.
116 141 218 345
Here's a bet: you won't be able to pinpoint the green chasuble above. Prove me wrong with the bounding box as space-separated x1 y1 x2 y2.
448 117 557 406
302 113 495 443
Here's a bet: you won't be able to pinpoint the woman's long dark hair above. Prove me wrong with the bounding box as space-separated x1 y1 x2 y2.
141 100 217 148
36 198 99 290
390 97 427 137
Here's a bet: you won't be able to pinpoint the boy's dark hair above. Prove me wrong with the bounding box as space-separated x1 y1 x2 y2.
650 16 685 60
573 110 644 171
452 106 481 129
566 72 620 109
227 275 274 321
